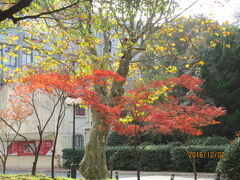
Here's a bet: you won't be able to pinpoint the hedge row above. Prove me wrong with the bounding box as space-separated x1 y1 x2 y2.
62 145 226 172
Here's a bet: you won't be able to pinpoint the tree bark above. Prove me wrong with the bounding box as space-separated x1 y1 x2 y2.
79 36 133 179
31 136 43 175
2 159 6 174
79 110 110 179
193 158 197 180
32 161 37 175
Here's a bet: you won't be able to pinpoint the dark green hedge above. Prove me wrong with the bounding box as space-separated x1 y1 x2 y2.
216 137 240 180
62 145 226 172
187 136 230 146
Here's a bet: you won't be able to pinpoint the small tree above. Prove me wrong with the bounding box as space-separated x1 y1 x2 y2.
14 72 77 176
111 74 226 180
0 95 32 173
13 69 124 177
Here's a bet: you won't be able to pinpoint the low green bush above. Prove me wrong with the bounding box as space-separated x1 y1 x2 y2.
216 137 240 180
62 147 84 169
107 131 128 146
171 145 225 172
187 136 230 146
62 145 226 172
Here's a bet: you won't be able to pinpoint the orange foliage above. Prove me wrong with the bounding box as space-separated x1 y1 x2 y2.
14 70 226 137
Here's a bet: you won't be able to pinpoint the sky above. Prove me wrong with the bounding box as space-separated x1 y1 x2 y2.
178 0 240 23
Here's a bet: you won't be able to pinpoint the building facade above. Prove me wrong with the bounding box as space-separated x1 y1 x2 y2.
0 30 92 169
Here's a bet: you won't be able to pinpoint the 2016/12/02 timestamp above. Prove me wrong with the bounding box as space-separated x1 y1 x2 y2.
188 151 224 159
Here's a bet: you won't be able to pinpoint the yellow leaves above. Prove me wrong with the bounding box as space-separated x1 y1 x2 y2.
153 65 159 70
109 18 117 25
225 44 231 48
136 112 145 117
15 45 22 51
2 57 8 62
178 28 184 32
136 78 143 83
198 61 205 66
3 67 9 72
165 66 177 73
120 115 133 124
148 86 169 103
222 31 233 36
169 82 176 88
179 38 186 42
214 32 219 36
193 29 199 33
5 36 19 44
8 51 18 57
185 64 190 68
14 67 22 73
210 41 217 47
155 46 166 52
223 21 229 25
119 53 124 57
211 43 217 47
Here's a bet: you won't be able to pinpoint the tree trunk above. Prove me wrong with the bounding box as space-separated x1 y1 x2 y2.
137 169 141 180
51 129 60 178
79 110 110 180
32 159 38 175
32 138 43 175
79 41 132 179
193 158 197 180
51 148 56 178
2 159 6 174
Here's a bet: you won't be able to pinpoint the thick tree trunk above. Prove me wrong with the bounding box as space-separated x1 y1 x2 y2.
79 37 133 179
79 110 109 179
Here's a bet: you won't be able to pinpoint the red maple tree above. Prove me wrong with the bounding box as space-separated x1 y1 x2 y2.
111 74 226 136
9 70 225 179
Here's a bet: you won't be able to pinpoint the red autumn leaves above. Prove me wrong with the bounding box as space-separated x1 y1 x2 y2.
13 70 226 137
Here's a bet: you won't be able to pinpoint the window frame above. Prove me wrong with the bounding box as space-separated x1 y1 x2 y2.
75 134 84 148
75 105 86 117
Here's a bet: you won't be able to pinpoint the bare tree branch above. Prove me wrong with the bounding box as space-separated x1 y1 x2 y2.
0 0 80 24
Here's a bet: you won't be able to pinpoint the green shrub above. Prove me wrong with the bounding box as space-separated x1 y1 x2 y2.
62 148 84 169
107 131 128 146
187 136 230 146
168 141 183 147
216 137 240 180
171 145 225 172
62 145 226 172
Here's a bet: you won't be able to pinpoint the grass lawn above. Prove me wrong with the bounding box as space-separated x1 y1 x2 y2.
0 174 114 180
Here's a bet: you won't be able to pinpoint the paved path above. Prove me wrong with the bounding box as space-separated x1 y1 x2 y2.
4 169 216 180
